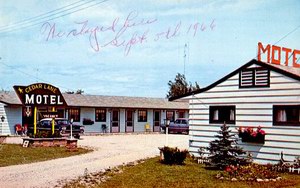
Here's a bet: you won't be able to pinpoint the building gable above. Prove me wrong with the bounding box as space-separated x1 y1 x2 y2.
170 59 300 101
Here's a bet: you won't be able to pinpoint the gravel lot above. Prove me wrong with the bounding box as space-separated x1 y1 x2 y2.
0 134 188 188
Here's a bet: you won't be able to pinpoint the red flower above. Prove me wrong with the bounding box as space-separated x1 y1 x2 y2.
251 131 257 137
258 129 265 135
225 166 232 172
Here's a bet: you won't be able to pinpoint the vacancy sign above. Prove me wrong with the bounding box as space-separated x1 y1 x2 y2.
13 83 67 107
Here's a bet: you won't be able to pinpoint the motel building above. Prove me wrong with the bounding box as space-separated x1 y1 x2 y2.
0 84 188 135
171 58 300 164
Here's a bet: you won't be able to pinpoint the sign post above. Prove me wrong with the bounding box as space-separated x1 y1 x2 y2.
33 107 37 135
164 119 170 146
51 107 55 135
70 118 73 140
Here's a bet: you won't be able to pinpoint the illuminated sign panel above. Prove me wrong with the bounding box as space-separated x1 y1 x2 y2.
13 83 67 107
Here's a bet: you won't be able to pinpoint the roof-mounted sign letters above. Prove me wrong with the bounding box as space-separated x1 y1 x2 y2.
258 42 300 68
13 83 67 107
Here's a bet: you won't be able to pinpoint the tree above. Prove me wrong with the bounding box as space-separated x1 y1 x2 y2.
166 73 200 99
206 123 246 169
66 89 84 94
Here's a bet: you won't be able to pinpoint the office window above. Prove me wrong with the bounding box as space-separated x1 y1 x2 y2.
209 106 235 124
95 109 106 122
273 105 300 126
166 111 175 122
68 108 80 122
138 110 147 122
240 68 269 88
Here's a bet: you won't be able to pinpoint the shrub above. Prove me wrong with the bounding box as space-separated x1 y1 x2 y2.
207 123 247 169
159 146 188 165
30 130 61 138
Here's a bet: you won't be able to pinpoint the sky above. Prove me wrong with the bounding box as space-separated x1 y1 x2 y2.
0 0 300 98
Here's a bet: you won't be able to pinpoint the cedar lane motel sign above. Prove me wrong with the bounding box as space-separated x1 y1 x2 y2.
13 83 67 135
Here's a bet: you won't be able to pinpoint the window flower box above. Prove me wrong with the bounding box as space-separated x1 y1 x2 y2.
83 118 94 125
238 126 266 144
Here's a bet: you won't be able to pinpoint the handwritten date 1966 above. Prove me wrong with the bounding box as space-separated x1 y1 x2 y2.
40 11 216 56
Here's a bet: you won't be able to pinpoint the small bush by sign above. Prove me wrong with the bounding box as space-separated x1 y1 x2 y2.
238 126 266 144
159 146 188 165
29 130 61 138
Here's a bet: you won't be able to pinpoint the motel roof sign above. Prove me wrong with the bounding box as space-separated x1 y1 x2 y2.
13 83 67 107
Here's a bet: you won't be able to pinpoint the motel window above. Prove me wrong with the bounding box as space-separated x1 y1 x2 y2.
273 105 300 126
68 108 80 122
138 110 147 122
239 68 270 88
209 106 236 124
166 111 175 122
178 111 185 118
95 109 106 122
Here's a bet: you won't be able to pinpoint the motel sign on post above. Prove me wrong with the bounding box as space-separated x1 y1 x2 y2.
257 42 300 68
13 83 67 136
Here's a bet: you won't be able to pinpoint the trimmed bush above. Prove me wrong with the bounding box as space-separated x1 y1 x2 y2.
159 146 188 165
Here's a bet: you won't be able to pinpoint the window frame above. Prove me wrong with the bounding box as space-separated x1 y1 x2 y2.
95 108 106 122
138 110 147 122
209 106 236 124
273 105 300 126
239 67 270 88
68 108 80 122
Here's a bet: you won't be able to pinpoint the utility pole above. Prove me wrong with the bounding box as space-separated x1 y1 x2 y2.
183 43 187 76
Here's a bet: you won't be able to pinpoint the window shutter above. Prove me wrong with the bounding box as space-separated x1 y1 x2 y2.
240 68 269 88
240 70 253 87
255 69 269 86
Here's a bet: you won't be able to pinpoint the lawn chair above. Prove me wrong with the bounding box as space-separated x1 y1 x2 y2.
23 124 28 136
145 123 150 133
15 124 22 135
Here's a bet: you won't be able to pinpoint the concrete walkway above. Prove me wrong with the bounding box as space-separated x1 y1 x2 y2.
0 134 188 188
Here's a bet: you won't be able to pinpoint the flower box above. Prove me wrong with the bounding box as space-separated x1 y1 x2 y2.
83 118 94 125
238 126 266 144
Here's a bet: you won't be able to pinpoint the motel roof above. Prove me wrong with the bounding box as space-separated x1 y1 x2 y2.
0 91 188 110
169 59 300 101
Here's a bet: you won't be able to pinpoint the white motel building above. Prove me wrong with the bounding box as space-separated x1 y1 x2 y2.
0 92 188 135
171 59 300 164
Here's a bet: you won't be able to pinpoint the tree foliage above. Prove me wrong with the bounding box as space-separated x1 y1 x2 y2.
206 123 247 169
66 89 84 94
166 73 200 99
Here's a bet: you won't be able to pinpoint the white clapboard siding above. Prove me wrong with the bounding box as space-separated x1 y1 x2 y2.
191 96 299 104
193 89 300 99
0 104 22 135
0 103 5 135
189 65 300 164
205 81 300 92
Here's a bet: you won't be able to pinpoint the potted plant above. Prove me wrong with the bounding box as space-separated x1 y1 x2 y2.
238 126 266 144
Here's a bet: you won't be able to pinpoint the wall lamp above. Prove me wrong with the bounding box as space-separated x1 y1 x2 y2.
1 116 5 122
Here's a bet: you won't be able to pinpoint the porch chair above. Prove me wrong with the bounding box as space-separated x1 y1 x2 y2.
15 124 22 135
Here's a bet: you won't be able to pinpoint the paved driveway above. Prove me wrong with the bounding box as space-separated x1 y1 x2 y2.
0 134 188 188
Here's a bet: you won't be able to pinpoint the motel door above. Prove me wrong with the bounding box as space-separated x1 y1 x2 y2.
153 110 160 132
111 110 120 133
125 110 134 132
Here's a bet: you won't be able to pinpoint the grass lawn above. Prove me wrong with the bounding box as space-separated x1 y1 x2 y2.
0 144 91 167
65 157 300 188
